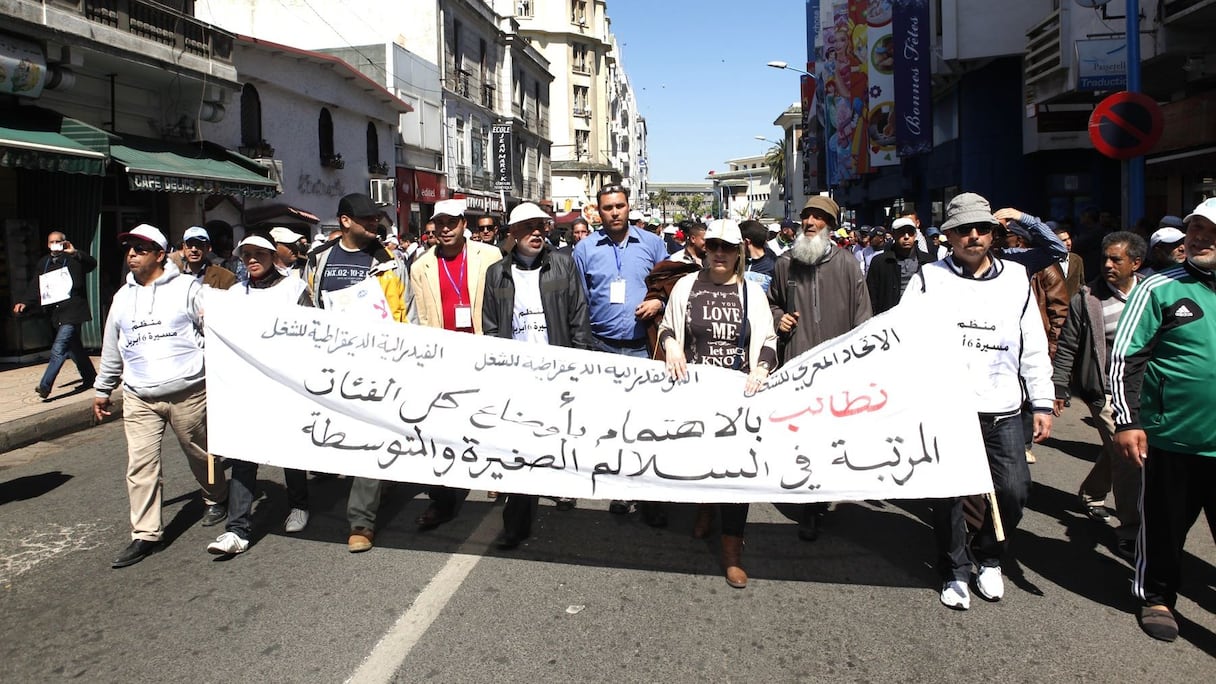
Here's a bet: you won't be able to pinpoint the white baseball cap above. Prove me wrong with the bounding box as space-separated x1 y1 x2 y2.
891 217 917 231
508 202 550 226
269 226 306 244
433 199 467 219
118 224 169 251
628 209 644 221
1182 198 1216 227
704 219 742 245
182 226 210 242
1149 227 1185 250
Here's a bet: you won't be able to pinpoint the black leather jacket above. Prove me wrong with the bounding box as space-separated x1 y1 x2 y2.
482 247 593 349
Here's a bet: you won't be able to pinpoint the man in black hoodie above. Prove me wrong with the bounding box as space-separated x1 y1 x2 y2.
867 217 937 314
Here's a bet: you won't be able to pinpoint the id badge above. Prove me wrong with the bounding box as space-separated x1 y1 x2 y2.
455 305 473 328
609 278 627 304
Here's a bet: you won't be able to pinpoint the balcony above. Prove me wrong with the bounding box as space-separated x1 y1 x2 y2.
456 164 471 188
49 0 234 62
1162 0 1216 26
470 170 494 192
572 106 591 120
444 61 481 102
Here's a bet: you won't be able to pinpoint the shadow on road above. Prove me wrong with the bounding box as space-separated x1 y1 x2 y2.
0 471 73 505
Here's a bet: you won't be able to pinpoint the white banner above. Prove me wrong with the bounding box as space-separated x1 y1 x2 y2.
205 293 990 504
38 267 72 306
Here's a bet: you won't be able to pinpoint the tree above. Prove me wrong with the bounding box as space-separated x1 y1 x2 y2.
653 188 672 223
764 143 785 186
675 194 707 221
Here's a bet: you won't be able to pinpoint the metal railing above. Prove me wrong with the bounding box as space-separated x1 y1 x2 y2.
64 0 234 61
456 165 471 188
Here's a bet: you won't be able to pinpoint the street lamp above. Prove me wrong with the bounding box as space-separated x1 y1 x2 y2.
766 60 812 76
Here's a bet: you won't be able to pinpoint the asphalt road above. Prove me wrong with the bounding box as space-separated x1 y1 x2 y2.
1 406 1213 682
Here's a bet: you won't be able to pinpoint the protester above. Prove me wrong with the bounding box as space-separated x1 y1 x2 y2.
1050 221 1086 299
658 219 777 588
1052 231 1146 560
866 217 936 314
304 193 416 553
12 230 97 399
94 224 228 568
269 226 307 278
767 219 798 256
739 220 777 293
901 192 1053 610
482 203 593 548
206 235 314 555
473 214 500 245
768 195 872 541
409 198 501 524
1110 198 1216 642
573 184 668 525
1142 226 1186 276
174 226 237 290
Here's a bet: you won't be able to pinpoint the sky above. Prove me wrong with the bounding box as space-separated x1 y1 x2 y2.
606 0 810 183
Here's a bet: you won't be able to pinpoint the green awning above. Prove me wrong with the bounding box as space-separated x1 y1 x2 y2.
0 123 107 175
111 138 278 198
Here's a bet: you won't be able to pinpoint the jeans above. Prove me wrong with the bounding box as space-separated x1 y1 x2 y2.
934 412 1030 582
591 335 651 358
227 460 309 540
39 322 95 393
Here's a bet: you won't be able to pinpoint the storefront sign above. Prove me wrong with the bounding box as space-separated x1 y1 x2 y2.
397 168 416 206
491 122 514 192
129 173 277 198
1076 39 1127 92
0 35 47 98
414 170 446 203
453 192 504 213
893 0 932 156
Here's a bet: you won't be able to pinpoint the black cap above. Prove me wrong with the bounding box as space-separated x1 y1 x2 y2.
337 193 382 219
780 219 799 229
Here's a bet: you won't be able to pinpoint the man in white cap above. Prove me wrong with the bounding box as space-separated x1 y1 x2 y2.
1109 197 1216 642
482 202 592 547
407 197 502 534
1143 225 1186 276
269 226 307 277
176 225 236 290
628 209 647 234
305 193 417 553
901 192 1053 611
94 224 228 568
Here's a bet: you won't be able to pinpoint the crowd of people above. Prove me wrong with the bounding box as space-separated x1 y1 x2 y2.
14 185 1215 643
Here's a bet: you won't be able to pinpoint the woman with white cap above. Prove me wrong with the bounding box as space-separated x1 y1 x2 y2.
656 219 778 588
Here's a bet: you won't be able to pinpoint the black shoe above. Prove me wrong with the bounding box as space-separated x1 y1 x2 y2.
555 497 576 512
80 375 97 389
641 503 668 528
608 500 630 515
798 511 823 542
35 385 50 399
200 503 228 527
112 539 160 568
415 504 456 531
1084 505 1112 522
1138 605 1179 642
1115 538 1136 563
494 530 529 550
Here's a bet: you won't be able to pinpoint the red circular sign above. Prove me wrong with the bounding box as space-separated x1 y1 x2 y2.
1089 91 1164 160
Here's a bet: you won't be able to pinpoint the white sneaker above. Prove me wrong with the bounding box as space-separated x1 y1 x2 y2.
975 565 1004 601
284 508 310 533
207 532 249 555
940 580 970 610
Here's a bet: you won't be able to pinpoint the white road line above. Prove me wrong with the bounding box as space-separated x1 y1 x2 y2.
346 506 500 684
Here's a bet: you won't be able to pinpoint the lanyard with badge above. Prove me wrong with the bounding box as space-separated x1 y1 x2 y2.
609 232 628 304
440 248 473 328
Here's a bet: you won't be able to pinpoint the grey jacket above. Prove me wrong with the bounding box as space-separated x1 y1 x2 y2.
767 243 873 364
1052 275 1141 407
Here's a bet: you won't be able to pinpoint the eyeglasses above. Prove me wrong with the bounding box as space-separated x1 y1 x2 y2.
947 224 995 236
892 227 917 237
124 243 157 255
183 240 208 250
599 184 626 195
477 224 497 232
704 239 737 253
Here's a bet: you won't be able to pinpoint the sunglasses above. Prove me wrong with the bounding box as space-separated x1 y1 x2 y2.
892 227 917 237
477 224 497 231
947 224 994 236
124 242 158 255
704 239 737 253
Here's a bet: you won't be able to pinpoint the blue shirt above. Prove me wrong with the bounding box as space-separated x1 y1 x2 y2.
573 225 667 341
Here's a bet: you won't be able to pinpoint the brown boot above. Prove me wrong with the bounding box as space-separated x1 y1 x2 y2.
721 535 748 588
692 504 715 539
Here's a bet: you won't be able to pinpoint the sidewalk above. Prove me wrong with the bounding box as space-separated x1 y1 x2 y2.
0 355 122 454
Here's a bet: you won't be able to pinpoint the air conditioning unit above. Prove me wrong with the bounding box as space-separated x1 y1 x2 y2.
253 158 284 193
369 178 396 205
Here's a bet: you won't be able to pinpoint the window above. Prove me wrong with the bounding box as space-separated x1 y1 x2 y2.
366 122 379 166
571 0 587 25
572 43 589 74
575 129 589 158
472 123 487 172
318 107 334 163
239 84 262 147
455 118 466 166
516 0 533 18
573 85 589 117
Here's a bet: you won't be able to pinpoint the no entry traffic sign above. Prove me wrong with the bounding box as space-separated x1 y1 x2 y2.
1089 91 1163 160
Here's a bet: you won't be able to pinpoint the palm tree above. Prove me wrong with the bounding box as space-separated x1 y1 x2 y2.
765 143 785 186
653 188 673 222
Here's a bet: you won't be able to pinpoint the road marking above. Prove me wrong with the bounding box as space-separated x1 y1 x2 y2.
0 521 112 587
346 507 499 684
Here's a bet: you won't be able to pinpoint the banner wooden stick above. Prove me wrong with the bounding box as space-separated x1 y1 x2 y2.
988 490 1005 542
207 453 215 485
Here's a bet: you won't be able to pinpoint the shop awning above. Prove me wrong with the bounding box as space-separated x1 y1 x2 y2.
0 109 109 176
244 203 322 226
110 138 278 198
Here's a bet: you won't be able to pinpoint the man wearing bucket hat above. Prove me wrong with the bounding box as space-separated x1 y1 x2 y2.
901 192 1053 611
1109 197 1216 642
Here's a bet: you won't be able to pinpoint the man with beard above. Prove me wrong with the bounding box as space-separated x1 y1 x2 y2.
305 193 416 553
768 195 873 540
482 203 593 547
1110 198 1216 642
901 192 1053 611
867 217 937 314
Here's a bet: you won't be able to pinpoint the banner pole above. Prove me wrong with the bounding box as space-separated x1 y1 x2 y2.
207 453 215 485
988 490 1005 542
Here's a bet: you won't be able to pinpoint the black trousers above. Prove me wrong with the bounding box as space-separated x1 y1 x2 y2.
502 494 537 537
428 486 469 513
1135 446 1216 608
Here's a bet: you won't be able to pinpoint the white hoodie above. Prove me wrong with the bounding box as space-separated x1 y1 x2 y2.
95 261 206 400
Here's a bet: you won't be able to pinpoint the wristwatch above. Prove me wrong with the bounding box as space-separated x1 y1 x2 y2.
756 361 772 372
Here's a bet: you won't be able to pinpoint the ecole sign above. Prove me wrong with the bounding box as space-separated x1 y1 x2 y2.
1088 91 1163 160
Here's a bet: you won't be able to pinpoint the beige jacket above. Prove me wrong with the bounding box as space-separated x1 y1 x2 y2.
409 240 502 333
